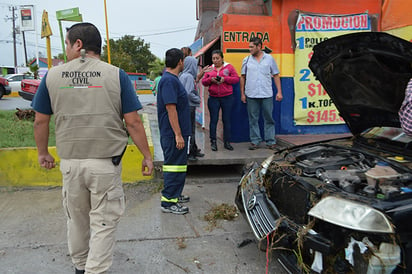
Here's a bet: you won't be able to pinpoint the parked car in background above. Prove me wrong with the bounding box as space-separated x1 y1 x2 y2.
19 79 41 101
5 73 34 93
235 32 412 273
0 76 12 99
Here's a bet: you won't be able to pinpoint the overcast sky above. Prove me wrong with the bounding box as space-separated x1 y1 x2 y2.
0 0 198 68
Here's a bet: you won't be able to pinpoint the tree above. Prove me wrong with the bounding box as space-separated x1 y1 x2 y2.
101 35 156 74
54 53 65 60
148 57 165 80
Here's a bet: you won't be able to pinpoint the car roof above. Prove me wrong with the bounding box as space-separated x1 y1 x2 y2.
5 73 33 77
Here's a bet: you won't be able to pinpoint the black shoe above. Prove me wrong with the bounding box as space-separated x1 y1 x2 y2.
195 151 205 157
161 203 189 214
211 140 217 151
75 268 85 274
188 155 198 161
224 142 233 151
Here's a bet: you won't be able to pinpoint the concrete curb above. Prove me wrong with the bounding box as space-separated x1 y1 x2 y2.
0 113 154 187
7 92 19 97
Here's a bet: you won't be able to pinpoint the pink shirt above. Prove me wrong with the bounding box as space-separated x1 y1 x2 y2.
202 62 239 97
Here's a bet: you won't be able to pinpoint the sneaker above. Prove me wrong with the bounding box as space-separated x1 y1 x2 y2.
178 195 190 203
187 155 198 161
248 143 258 150
161 203 189 214
195 151 205 157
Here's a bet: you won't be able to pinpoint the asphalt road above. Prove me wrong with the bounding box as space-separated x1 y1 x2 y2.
0 94 156 111
0 97 32 111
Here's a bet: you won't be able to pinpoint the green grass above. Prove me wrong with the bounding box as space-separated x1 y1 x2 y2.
0 110 141 148
0 110 56 148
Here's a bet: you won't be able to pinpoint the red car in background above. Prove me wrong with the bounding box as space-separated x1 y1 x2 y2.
19 79 41 101
0 76 12 99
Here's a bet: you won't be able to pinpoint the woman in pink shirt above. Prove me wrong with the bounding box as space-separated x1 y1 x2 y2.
202 50 239 151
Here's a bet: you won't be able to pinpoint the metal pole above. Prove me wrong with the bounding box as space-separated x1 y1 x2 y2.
12 6 17 73
34 5 39 67
58 20 66 63
22 31 28 65
104 0 111 64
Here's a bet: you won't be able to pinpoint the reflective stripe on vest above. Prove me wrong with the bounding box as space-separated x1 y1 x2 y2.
163 165 187 172
161 196 178 203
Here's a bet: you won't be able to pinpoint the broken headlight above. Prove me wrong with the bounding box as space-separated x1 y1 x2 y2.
308 196 394 233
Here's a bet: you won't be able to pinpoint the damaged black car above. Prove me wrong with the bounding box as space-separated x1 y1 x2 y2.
235 32 412 273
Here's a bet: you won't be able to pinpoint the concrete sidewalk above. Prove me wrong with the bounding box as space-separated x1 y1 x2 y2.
0 96 351 273
0 181 287 274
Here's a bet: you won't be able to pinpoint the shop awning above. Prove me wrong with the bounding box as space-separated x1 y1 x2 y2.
382 0 412 31
193 37 219 58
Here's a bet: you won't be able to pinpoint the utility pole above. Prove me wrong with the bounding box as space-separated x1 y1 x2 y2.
5 5 19 72
11 6 17 73
22 31 28 65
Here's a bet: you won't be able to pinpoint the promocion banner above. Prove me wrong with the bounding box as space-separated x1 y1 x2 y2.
293 13 371 125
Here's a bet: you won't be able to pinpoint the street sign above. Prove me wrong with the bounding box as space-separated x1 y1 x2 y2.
20 6 35 31
56 7 83 62
41 10 52 38
56 7 82 22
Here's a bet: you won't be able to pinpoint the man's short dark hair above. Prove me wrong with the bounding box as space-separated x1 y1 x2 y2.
249 37 262 47
66 22 102 55
165 48 183 68
181 46 192 58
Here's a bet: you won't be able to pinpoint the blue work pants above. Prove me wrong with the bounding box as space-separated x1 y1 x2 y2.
160 135 188 207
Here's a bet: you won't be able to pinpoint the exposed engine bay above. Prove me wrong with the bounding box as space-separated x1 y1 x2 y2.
283 144 412 200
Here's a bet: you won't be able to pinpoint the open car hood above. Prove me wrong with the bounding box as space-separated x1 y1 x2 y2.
309 32 412 136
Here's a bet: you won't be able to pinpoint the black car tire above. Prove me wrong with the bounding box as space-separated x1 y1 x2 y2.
0 86 4 99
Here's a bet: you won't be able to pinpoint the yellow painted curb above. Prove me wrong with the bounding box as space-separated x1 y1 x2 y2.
0 113 154 187
136 89 153 95
6 92 19 97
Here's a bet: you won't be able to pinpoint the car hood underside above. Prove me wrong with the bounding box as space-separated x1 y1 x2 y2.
309 32 412 135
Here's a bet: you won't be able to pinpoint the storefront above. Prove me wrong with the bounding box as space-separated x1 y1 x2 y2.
192 0 412 142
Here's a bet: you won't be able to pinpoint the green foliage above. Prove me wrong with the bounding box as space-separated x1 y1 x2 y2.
0 110 56 148
101 35 156 74
28 63 40 79
148 57 165 80
54 53 65 60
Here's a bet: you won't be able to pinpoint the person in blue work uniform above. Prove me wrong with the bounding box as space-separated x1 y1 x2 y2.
32 22 153 274
157 48 191 214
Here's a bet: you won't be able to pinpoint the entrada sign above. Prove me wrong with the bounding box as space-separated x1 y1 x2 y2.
223 31 270 43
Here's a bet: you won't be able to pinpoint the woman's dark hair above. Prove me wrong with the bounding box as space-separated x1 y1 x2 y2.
211 49 224 59
165 48 183 68
66 22 102 55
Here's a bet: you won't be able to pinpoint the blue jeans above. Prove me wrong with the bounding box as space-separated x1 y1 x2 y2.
207 94 234 142
246 97 276 145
